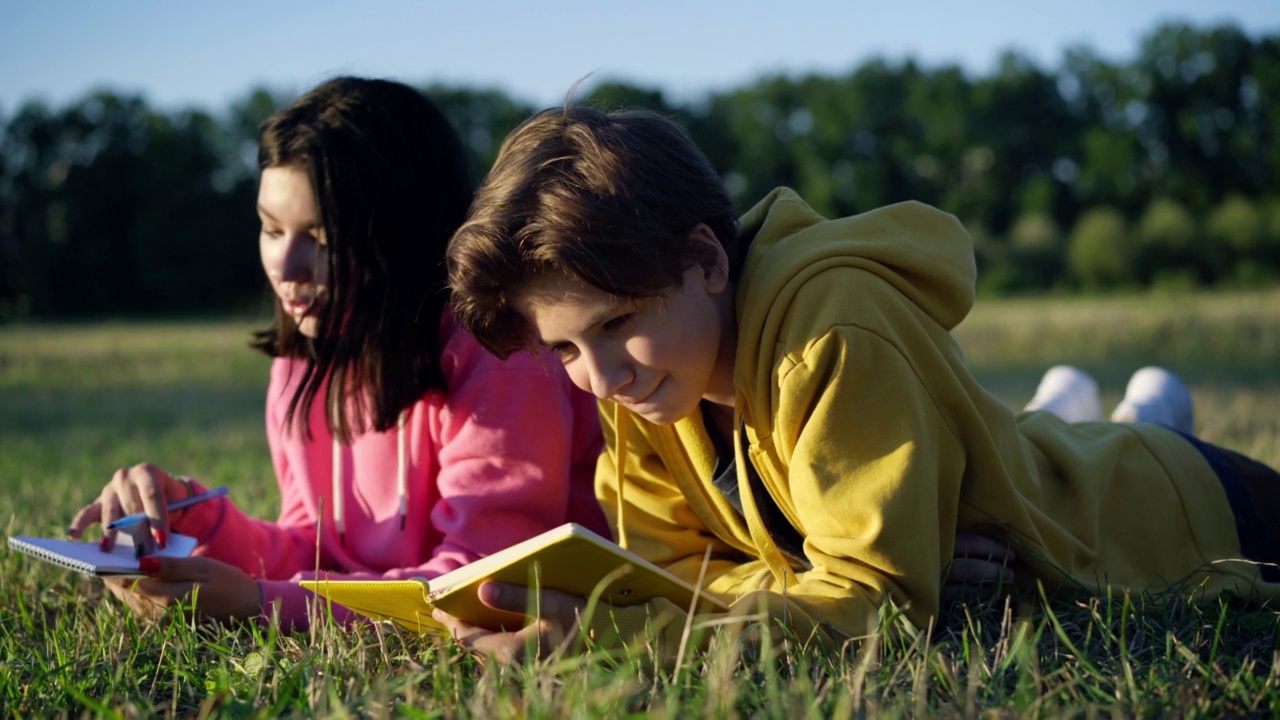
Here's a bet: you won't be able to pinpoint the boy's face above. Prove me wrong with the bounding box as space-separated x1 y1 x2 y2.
514 230 736 425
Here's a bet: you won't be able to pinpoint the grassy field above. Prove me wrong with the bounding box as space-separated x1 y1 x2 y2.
1 289 1278 717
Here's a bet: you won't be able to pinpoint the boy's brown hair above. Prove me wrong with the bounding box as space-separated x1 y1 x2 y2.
446 106 738 358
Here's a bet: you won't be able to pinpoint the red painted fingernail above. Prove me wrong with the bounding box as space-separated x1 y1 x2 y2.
154 528 167 550
67 527 80 539
99 537 111 552
139 557 160 574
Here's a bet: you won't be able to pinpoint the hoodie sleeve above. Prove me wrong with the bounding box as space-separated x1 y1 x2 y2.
169 476 320 579
170 476 347 632
171 357 335 581
761 323 964 631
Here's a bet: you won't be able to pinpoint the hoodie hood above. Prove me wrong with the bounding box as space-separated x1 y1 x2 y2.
735 188 975 341
733 188 975 428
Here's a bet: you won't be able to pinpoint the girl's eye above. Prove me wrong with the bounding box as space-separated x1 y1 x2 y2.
550 341 576 357
261 226 283 239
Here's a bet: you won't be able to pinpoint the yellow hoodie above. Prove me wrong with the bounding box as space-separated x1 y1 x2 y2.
588 188 1276 651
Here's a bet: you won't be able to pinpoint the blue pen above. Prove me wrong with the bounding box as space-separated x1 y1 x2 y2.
106 485 230 530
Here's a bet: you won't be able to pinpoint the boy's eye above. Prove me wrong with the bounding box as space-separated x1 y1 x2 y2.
602 313 634 332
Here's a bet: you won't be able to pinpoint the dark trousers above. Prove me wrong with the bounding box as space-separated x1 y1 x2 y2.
1181 432 1280 582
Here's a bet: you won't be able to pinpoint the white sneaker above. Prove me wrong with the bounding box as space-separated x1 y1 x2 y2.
1024 365 1103 423
1110 367 1194 434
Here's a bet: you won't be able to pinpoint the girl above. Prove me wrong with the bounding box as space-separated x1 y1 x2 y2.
67 78 608 630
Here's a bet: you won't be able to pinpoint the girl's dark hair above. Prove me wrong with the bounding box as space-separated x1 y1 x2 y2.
252 76 473 442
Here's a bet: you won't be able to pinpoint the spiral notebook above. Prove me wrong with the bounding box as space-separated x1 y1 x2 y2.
7 532 198 577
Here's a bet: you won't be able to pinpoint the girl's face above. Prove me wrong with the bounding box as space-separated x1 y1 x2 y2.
513 226 738 425
257 166 328 338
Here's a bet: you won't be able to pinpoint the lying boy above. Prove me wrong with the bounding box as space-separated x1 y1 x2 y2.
440 106 1280 661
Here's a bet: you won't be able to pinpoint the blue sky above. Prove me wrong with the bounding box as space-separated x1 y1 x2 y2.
2 1 1277 114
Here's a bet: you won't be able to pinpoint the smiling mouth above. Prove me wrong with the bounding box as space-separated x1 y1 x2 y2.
616 380 660 407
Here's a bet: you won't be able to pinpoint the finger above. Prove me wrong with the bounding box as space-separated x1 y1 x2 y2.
953 533 1016 563
127 525 154 558
139 556 211 583
432 609 498 646
942 583 1008 606
946 558 1017 586
130 464 177 548
431 608 466 635
111 575 195 608
99 473 127 552
476 581 535 615
471 626 540 664
431 612 526 664
941 565 1017 607
68 503 102 538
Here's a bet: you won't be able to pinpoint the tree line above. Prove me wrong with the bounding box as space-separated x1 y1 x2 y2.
2 21 1277 320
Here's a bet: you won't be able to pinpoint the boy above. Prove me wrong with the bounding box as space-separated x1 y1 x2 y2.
438 106 1280 661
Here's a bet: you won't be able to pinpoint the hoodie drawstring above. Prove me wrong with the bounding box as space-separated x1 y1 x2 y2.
331 393 346 547
612 402 797 589
332 400 410 546
396 410 408 531
613 404 630 550
731 405 798 588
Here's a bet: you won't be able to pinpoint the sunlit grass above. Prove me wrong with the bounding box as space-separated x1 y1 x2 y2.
2 288 1279 716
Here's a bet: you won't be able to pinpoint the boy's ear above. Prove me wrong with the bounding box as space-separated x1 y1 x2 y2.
689 223 730 293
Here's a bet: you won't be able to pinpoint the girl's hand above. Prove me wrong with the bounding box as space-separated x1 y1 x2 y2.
943 532 1017 604
68 462 191 553
431 581 587 664
104 556 263 623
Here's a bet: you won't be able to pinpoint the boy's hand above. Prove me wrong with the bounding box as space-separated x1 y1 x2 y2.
432 581 586 664
104 556 263 623
943 532 1017 604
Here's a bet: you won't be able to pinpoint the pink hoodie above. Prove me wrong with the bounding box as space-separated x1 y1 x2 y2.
172 311 608 630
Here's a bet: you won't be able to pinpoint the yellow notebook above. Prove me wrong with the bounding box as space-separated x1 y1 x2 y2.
300 522 726 633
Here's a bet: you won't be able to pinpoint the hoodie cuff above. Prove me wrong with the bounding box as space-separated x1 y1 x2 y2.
260 579 373 633
168 478 228 541
581 599 689 654
259 579 316 632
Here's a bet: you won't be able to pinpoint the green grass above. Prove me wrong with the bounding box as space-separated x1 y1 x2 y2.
1 289 1278 717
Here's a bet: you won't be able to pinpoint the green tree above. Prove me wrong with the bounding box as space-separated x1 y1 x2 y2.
585 80 679 114
1007 212 1065 290
1207 195 1270 283
1067 207 1132 288
965 52 1081 237
422 84 535 186
0 92 258 317
1134 23 1263 212
225 85 289 179
1135 197 1201 285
